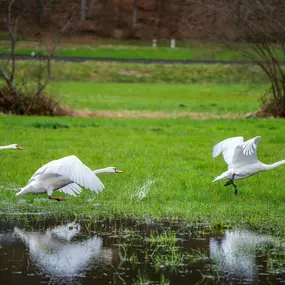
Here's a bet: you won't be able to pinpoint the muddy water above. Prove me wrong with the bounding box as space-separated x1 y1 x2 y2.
0 219 284 285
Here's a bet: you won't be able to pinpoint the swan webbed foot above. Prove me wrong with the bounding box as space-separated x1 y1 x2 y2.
224 180 233 186
223 174 238 195
48 196 66 202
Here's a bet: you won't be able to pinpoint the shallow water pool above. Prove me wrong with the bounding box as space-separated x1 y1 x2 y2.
0 219 284 285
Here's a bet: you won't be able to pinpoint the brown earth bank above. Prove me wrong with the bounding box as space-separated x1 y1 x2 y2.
1 109 280 119
66 109 257 119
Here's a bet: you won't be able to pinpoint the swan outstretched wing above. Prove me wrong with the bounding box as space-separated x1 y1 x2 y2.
27 156 67 184
59 183 83 197
212 137 244 168
232 136 261 168
27 163 50 184
29 155 104 194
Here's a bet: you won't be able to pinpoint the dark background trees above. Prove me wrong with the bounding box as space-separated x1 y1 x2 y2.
1 0 284 41
1 0 285 117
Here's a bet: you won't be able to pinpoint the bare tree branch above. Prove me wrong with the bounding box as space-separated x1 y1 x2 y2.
24 12 75 114
184 0 285 116
7 0 16 83
0 66 16 90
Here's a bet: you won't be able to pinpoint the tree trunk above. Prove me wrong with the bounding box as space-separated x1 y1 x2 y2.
132 0 137 29
81 0 87 21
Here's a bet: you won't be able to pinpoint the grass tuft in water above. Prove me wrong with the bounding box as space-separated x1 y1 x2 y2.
119 245 139 267
145 231 177 246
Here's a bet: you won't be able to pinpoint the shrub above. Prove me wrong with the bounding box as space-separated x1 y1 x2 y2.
0 85 67 116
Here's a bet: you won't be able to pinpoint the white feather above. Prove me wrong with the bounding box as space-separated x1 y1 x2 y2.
232 136 261 169
212 137 244 169
17 155 105 197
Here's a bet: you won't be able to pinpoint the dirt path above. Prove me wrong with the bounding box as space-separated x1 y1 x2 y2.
69 109 255 119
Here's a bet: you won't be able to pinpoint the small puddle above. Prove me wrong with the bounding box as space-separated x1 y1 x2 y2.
0 219 285 284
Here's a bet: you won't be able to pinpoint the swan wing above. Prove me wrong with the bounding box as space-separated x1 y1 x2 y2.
58 183 83 197
232 136 261 168
29 155 104 194
27 163 52 184
48 155 104 193
212 137 244 168
27 156 72 184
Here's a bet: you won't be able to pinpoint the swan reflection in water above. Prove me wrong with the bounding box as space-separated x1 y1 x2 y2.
14 222 111 279
210 229 276 280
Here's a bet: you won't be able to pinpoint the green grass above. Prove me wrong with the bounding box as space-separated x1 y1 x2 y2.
0 43 243 61
57 46 196 60
1 60 271 84
54 82 264 115
1 39 285 61
1 116 285 234
146 232 178 245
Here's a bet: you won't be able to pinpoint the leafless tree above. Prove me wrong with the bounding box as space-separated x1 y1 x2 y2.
132 0 137 29
24 13 75 114
0 0 18 92
0 0 78 115
192 0 285 117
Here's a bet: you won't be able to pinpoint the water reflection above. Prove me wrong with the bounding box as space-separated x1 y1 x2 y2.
46 222 81 241
0 219 284 285
210 229 276 280
13 223 104 279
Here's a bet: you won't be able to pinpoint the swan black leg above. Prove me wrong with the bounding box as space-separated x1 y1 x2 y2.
224 174 236 187
224 174 238 195
233 183 238 195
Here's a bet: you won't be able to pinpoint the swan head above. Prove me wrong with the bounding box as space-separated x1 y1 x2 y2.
102 167 123 173
94 167 123 175
10 144 23 150
110 167 123 173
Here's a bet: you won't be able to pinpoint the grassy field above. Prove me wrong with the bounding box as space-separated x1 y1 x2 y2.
1 116 285 234
1 39 285 61
55 82 264 115
2 60 271 84
1 42 284 234
0 59 268 115
0 41 244 61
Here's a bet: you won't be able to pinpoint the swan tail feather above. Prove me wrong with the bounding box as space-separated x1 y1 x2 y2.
212 176 222 183
212 171 231 183
16 186 30 196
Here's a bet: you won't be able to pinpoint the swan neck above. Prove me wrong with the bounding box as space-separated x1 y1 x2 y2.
263 160 285 170
93 168 109 174
0 145 12 150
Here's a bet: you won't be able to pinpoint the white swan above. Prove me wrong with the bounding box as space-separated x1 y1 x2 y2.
212 136 285 195
0 144 23 150
17 155 122 201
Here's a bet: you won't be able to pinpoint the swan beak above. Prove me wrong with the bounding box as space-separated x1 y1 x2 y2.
16 146 23 150
115 169 123 173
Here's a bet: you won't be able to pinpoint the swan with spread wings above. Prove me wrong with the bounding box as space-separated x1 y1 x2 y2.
212 136 285 195
17 155 122 201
